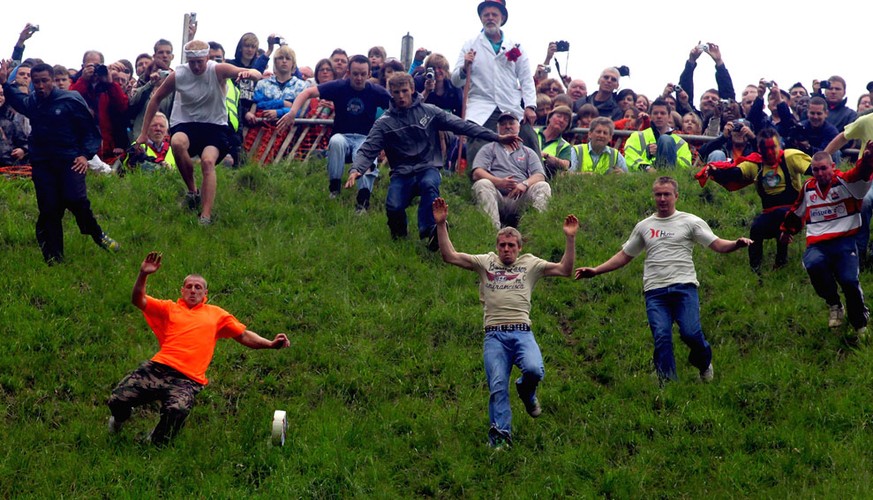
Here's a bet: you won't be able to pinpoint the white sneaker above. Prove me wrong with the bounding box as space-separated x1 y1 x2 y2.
108 416 123 434
828 304 845 328
88 155 113 174
700 363 714 383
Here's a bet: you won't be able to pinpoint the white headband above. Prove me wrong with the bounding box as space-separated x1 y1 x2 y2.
184 48 210 58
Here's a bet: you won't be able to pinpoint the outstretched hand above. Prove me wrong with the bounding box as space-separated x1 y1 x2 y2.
735 237 753 248
432 197 448 224
575 267 597 279
563 214 579 237
141 251 163 275
271 333 290 349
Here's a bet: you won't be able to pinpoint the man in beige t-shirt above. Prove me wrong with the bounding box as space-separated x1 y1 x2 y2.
432 197 578 449
576 176 751 383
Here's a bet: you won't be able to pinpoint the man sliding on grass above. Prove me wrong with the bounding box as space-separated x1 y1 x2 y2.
107 251 289 446
433 197 578 449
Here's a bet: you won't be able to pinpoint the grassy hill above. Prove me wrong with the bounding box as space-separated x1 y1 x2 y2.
1 161 872 497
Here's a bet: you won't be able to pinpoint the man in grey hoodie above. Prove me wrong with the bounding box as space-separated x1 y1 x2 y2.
348 73 520 249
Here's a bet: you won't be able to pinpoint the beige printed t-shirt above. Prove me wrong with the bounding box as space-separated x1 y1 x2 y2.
470 253 548 327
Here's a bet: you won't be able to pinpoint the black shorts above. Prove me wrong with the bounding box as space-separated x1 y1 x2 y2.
170 122 233 160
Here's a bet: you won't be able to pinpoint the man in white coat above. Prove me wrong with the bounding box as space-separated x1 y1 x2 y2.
453 0 541 167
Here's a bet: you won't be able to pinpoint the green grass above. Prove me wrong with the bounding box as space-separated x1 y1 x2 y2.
2 161 873 497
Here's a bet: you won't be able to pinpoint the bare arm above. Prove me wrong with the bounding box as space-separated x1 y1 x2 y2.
432 198 476 270
277 85 320 130
136 74 176 144
132 252 162 311
575 249 634 279
233 330 290 349
708 237 752 254
825 132 849 155
543 215 579 277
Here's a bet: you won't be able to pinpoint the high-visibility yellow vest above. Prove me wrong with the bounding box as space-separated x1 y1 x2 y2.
574 144 620 174
624 128 691 171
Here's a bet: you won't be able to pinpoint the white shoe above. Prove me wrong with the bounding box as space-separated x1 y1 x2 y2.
700 363 714 383
88 155 112 174
108 416 123 434
828 304 845 328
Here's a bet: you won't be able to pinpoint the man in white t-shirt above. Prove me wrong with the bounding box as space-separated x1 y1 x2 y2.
432 197 578 449
576 177 751 383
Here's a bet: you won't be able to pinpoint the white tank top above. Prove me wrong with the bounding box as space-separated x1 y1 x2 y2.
170 60 228 127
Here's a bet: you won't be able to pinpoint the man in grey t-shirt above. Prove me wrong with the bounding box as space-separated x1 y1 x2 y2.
471 112 551 229
433 197 577 449
576 176 751 383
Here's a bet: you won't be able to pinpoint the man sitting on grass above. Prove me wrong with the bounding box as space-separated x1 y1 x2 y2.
107 251 289 446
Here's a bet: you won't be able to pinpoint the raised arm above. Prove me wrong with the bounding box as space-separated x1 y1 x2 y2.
544 215 579 277
708 237 752 254
135 73 176 144
132 251 162 311
432 198 476 270
575 249 634 279
233 330 289 349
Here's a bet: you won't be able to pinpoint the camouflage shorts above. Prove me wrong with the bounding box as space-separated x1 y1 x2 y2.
109 360 204 414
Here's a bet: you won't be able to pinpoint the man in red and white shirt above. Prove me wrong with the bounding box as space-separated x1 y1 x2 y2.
780 142 873 335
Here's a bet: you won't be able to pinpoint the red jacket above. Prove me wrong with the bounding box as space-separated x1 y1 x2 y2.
70 78 129 161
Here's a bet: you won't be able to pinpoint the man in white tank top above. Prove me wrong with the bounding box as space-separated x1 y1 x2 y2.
136 40 261 225
576 176 752 384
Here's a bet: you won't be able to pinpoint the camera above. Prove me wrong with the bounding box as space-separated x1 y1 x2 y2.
425 68 435 80
697 43 709 52
616 65 630 77
268 36 286 46
719 98 732 106
94 64 109 77
762 80 773 89
553 40 570 52
819 80 831 90
158 70 171 78
28 24 40 34
674 84 683 94
732 118 746 129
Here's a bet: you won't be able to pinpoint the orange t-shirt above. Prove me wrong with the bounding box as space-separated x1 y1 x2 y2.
143 296 247 385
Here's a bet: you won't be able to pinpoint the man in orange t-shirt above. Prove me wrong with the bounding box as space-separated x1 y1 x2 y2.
108 251 289 446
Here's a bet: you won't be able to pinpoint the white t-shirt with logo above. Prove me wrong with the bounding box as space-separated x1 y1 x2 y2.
469 253 548 327
622 211 718 292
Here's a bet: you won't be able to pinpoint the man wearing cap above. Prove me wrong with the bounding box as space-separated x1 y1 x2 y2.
432 197 578 449
453 0 540 167
537 104 573 178
136 40 261 225
472 111 550 229
107 251 290 446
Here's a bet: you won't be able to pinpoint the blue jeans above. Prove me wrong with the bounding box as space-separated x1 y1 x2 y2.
855 186 873 261
326 133 378 191
654 134 678 169
644 283 712 381
483 329 544 445
803 237 869 328
385 168 441 239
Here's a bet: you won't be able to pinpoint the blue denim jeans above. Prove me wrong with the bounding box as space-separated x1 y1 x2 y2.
644 283 712 381
483 329 544 445
654 134 678 169
326 133 378 191
855 186 873 261
803 237 869 328
385 168 441 239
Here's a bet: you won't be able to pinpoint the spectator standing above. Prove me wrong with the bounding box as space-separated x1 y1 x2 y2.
453 0 540 166
70 50 129 163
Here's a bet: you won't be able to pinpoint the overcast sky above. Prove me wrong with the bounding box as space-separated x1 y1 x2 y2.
4 1 870 108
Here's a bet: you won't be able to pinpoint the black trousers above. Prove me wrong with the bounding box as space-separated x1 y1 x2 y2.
31 158 103 263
